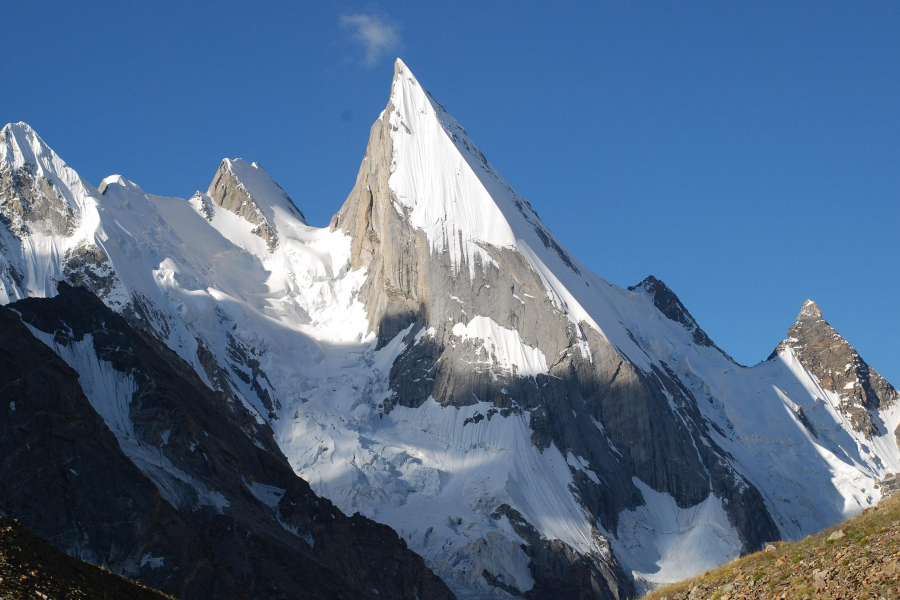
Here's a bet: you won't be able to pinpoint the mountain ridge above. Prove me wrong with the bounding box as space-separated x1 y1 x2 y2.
0 58 897 600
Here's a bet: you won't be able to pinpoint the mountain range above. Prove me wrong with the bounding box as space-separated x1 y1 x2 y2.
1 58 897 599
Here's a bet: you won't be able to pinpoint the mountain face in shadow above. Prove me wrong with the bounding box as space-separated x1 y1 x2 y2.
1 283 453 600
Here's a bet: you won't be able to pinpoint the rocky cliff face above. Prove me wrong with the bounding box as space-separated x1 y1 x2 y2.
0 59 898 600
0 283 453 600
773 299 899 439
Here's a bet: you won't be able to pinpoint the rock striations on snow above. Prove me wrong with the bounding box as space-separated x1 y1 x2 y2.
0 59 898 600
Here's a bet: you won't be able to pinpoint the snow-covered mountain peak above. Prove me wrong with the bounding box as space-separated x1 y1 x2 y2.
1 122 44 166
383 59 580 278
1 122 98 216
776 299 847 358
206 158 306 251
0 124 111 303
216 158 304 220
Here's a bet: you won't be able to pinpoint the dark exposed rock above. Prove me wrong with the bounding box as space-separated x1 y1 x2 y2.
492 505 633 600
1 283 454 600
225 331 279 418
628 276 735 361
0 514 172 600
482 568 524 597
62 241 121 300
194 191 215 220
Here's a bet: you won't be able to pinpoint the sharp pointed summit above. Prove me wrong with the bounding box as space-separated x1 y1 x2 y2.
1 121 98 220
774 299 899 437
798 298 824 321
339 58 579 272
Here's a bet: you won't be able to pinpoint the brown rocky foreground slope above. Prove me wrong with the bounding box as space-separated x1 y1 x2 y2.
644 484 900 600
0 515 171 600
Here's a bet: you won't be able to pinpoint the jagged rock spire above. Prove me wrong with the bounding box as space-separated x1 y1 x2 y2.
774 299 899 437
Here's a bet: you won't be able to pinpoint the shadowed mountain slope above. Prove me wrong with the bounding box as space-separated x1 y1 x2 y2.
0 283 453 600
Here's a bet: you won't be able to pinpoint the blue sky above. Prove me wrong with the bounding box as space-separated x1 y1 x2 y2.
3 1 898 382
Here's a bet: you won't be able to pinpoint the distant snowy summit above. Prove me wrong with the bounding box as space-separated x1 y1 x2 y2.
0 59 897 600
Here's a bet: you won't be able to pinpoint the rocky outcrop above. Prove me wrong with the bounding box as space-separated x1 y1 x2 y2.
209 159 275 247
492 504 633 600
773 299 899 438
0 162 76 237
208 159 305 251
628 276 733 359
1 283 454 600
882 474 900 498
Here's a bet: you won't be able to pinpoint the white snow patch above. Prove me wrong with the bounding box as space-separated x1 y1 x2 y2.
566 452 601 484
610 479 741 594
247 480 286 509
140 553 165 569
451 316 548 377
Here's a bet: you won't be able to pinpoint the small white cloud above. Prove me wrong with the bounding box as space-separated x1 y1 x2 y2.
340 13 399 66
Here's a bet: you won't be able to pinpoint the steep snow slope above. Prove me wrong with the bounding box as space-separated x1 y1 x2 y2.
1 58 898 600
